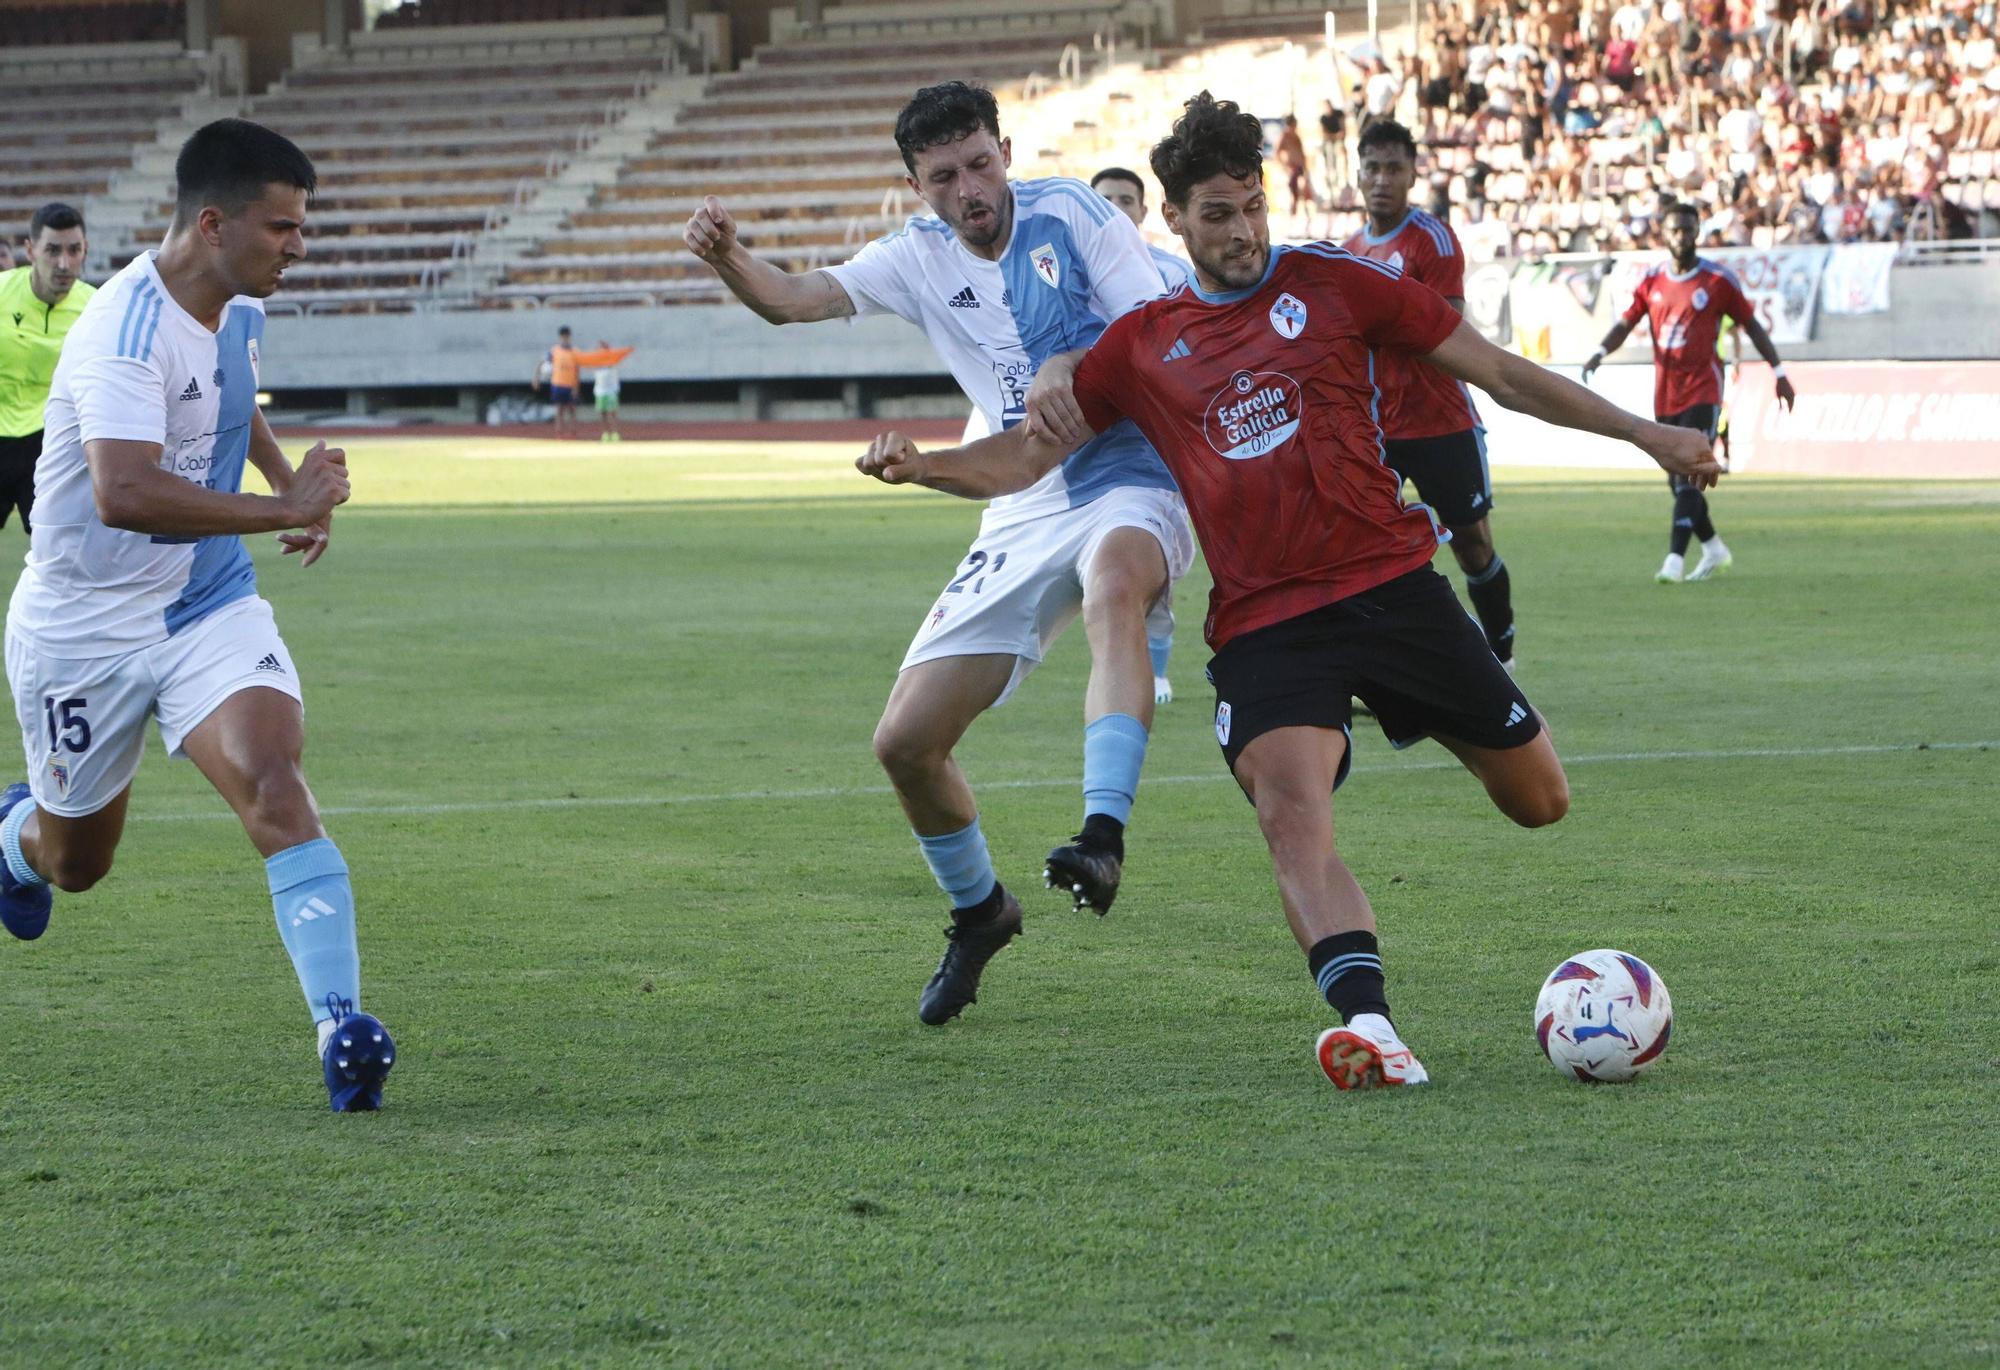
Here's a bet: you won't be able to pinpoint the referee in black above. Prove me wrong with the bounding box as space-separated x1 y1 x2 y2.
0 202 94 533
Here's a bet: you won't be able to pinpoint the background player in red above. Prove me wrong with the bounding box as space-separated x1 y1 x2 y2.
1344 118 1515 669
857 93 1717 1092
1584 202 1797 582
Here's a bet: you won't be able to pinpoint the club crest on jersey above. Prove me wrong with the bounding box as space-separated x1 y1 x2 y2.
1030 244 1060 289
246 337 260 383
1269 292 1307 339
1204 370 1303 461
1693 287 1710 310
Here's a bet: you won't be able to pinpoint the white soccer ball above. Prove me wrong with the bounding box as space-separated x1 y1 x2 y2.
1534 949 1673 1083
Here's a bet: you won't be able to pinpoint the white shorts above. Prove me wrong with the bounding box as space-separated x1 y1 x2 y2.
6 595 303 817
901 485 1195 705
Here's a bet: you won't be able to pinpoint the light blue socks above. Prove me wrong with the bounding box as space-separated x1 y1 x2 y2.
266 838 361 1023
1083 713 1149 825
916 818 998 910
2 798 46 886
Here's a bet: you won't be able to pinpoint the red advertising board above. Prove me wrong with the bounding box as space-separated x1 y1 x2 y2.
1730 362 2000 478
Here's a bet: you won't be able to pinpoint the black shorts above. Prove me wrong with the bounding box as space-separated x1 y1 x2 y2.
1207 566 1541 791
1383 428 1491 528
0 430 41 531
1658 405 1718 493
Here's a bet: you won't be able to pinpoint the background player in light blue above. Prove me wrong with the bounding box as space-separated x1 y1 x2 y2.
685 83 1193 1026
1090 164 1191 704
0 120 394 1112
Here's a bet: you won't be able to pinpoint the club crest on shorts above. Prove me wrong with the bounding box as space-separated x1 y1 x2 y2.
46 752 70 795
1269 292 1307 339
1030 244 1060 289
927 604 950 633
1215 701 1232 746
1692 286 1710 310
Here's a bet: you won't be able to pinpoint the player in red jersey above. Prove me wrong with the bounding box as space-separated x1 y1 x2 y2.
1343 119 1515 669
856 93 1717 1090
1583 202 1797 582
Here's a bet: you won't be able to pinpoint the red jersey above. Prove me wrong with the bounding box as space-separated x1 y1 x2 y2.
1621 258 1756 417
1341 208 1481 439
1071 244 1462 650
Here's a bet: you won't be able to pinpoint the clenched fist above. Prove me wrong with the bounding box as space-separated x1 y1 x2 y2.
684 195 739 264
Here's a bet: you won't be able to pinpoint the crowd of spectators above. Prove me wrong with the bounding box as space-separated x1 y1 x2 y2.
1302 0 1994 257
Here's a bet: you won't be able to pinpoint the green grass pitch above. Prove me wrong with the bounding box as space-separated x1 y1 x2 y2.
1 437 1994 1367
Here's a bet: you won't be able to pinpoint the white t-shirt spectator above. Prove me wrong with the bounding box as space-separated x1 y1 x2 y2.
1467 42 1499 82
1830 40 1862 73
1805 166 1839 203
1367 68 1404 115
1718 106 1763 154
1611 2 1649 41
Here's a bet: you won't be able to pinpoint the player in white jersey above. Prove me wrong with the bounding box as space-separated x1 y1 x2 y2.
0 119 395 1112
685 82 1193 1026
1088 165 1193 705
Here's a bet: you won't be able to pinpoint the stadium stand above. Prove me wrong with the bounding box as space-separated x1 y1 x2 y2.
0 40 217 249
96 17 696 313
0 0 182 47
489 15 1139 307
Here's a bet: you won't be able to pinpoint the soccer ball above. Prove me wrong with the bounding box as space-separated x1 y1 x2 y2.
1534 949 1673 1083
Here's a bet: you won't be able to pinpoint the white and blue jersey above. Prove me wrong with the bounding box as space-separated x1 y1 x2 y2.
827 176 1176 530
1148 243 1194 292
10 252 264 655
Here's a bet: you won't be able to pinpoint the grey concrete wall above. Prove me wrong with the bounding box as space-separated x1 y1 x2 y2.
260 260 2000 396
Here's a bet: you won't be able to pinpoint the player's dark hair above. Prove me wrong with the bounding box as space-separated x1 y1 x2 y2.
1090 166 1146 199
1151 91 1264 206
29 202 83 240
558 326 572 337
1663 201 1701 228
894 81 1002 173
1356 118 1419 162
173 118 316 219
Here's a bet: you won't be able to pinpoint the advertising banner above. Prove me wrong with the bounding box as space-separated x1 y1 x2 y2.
1819 243 1896 316
1729 361 2000 478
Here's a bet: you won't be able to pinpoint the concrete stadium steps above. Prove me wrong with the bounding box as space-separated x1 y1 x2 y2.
741 32 1097 69
281 54 664 89
598 166 899 202
623 141 890 174
651 116 894 143
259 70 658 111
274 107 615 140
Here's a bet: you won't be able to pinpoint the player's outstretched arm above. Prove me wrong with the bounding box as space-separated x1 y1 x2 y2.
1425 320 1720 488
684 195 855 325
1582 318 1636 382
87 437 348 537
1737 315 1798 409
856 422 1082 500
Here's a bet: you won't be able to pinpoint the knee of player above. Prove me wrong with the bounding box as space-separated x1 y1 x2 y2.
1508 775 1570 829
239 764 317 831
871 717 935 778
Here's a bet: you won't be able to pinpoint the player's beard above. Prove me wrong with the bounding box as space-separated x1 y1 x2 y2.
1196 239 1268 291
951 197 1008 250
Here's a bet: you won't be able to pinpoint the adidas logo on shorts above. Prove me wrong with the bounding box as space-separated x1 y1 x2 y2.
947 287 979 309
1506 701 1527 727
254 653 285 674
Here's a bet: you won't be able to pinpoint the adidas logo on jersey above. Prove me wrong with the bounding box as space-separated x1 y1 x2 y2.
254 653 285 674
948 287 979 309
179 377 203 402
1162 338 1192 362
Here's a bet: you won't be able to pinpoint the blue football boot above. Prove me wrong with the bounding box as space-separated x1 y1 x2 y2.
320 994 395 1112
0 783 52 941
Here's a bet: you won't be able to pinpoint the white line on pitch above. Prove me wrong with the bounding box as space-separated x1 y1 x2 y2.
124 739 1996 825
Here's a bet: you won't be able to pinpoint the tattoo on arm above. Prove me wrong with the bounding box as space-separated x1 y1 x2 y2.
810 271 855 320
